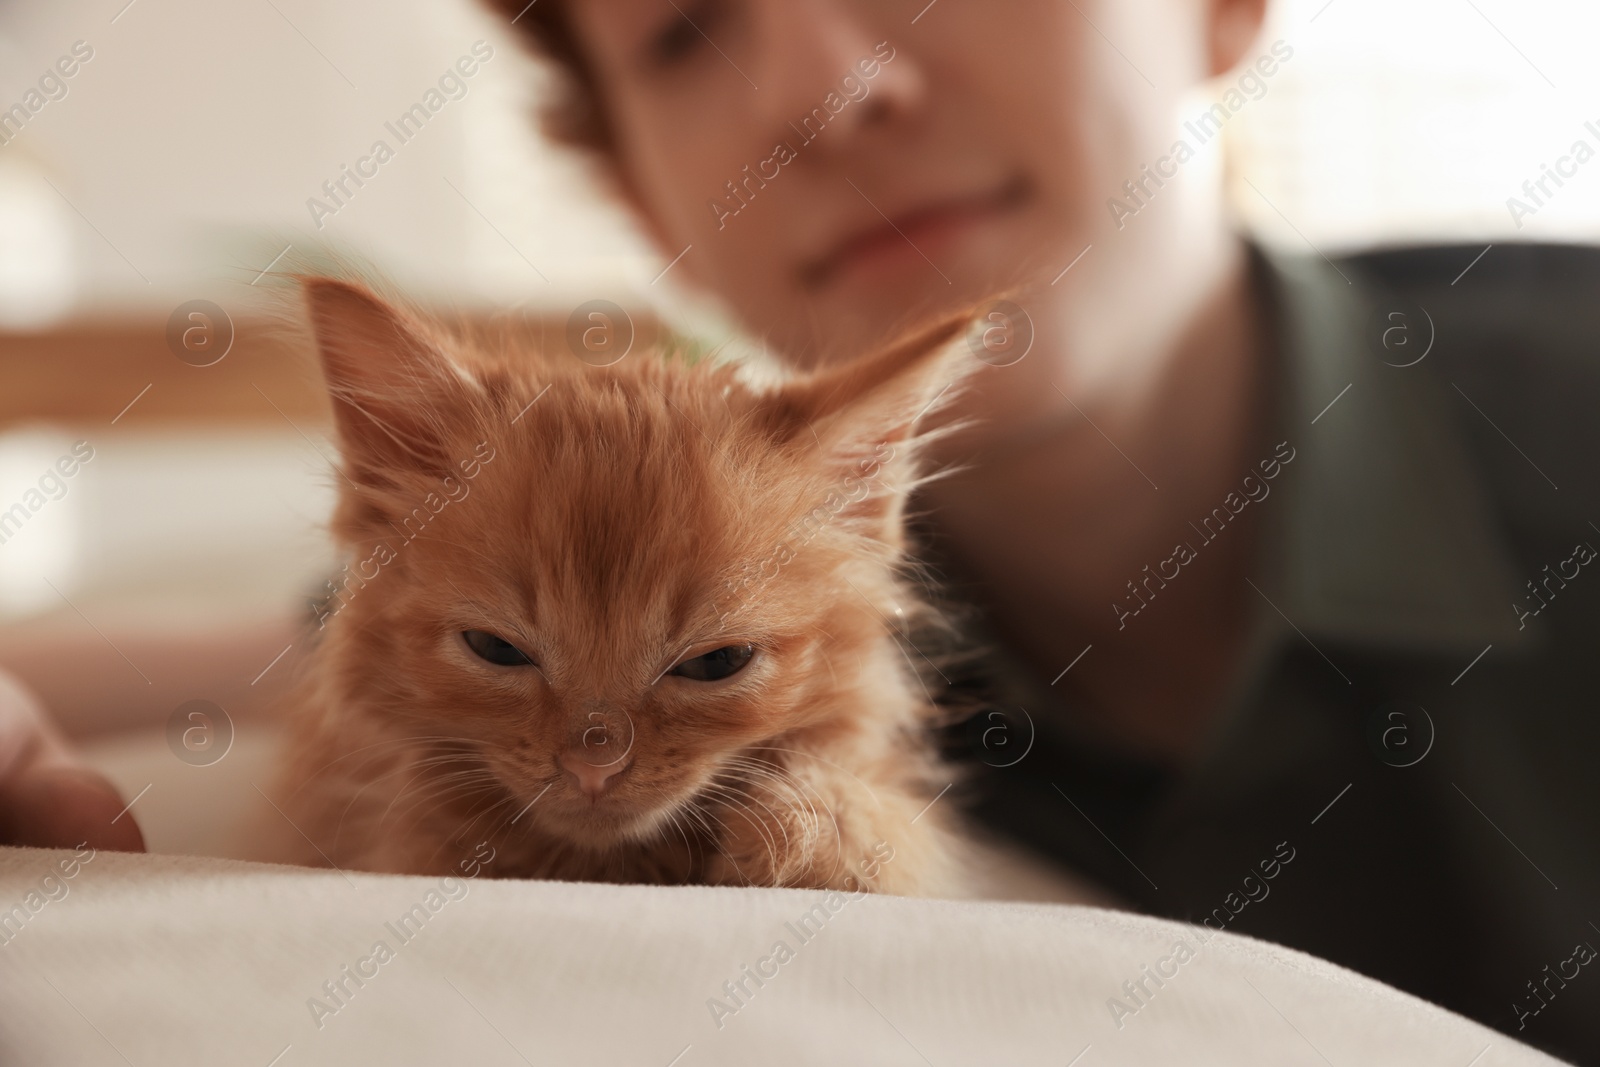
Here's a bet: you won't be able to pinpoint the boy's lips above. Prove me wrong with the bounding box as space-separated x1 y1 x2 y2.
798 174 1031 289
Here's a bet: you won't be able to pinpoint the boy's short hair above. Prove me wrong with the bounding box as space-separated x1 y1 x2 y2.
484 0 616 156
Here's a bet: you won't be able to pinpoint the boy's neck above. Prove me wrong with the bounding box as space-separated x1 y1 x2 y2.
918 231 1271 765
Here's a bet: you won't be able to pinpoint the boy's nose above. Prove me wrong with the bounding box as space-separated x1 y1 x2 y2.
560 751 629 797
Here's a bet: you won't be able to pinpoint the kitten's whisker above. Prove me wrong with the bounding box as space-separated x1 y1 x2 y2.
331 752 468 850
718 757 821 847
407 789 497 855
393 766 503 809
704 822 755 886
462 784 521 835
702 780 790 858
681 802 717 845
332 747 487 847
716 758 806 851
723 752 843 862
698 783 784 879
382 766 501 832
420 788 515 870
287 732 479 800
722 754 814 807
746 745 884 808
399 775 503 847
506 779 563 842
678 799 723 851
661 808 699 875
718 755 822 863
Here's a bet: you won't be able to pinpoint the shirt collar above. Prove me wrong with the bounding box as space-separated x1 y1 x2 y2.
1254 243 1531 652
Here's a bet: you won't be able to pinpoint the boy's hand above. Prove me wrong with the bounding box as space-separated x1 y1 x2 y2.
0 671 146 852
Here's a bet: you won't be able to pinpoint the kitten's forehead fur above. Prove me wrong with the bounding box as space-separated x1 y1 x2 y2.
305 278 975 658
405 355 824 692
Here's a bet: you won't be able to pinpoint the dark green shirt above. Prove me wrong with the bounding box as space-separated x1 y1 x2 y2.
947 242 1600 1064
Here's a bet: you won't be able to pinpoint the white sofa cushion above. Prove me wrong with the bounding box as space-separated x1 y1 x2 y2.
0 845 1561 1066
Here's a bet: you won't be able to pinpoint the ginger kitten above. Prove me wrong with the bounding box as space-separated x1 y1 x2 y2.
269 279 975 895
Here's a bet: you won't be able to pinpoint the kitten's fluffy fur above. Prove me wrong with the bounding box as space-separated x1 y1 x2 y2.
269 280 976 895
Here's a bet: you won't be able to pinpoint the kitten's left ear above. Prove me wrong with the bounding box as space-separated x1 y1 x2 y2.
773 305 979 445
763 306 981 530
303 278 479 482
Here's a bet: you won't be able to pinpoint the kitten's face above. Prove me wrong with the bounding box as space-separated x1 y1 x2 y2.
343 394 877 850
306 281 969 852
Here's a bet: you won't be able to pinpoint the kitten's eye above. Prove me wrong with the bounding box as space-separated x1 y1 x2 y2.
462 630 534 667
669 643 755 682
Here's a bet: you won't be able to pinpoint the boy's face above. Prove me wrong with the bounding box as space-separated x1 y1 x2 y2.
569 0 1241 365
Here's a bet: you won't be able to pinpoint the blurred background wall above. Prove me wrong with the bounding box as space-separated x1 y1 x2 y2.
0 0 653 325
2 0 1597 329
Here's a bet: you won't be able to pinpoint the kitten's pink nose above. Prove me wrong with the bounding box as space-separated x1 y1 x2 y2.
560 751 629 797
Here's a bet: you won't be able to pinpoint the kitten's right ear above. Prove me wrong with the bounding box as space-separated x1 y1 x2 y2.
303 278 476 481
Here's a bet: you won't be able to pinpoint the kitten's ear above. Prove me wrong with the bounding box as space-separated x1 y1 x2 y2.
303 278 477 481
769 307 978 458
764 307 980 531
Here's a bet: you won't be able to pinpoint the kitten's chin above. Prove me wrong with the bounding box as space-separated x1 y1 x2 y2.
539 797 677 851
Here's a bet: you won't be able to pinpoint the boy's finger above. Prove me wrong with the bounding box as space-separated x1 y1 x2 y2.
0 765 147 853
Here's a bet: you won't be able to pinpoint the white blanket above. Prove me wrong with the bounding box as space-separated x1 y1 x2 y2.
0 844 1561 1067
